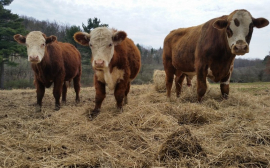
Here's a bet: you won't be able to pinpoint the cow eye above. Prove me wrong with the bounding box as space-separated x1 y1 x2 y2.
89 43 93 47
41 43 45 47
108 43 112 47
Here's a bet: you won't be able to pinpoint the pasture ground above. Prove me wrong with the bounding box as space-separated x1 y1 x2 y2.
0 82 270 167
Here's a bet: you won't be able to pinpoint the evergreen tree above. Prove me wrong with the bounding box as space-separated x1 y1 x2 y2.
0 0 27 89
82 17 108 33
65 25 81 48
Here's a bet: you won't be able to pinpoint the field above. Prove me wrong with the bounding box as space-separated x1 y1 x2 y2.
0 81 270 167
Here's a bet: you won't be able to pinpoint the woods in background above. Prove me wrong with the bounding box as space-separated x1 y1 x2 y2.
1 0 270 89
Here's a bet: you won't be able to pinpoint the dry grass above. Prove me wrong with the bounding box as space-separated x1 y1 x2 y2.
0 80 270 167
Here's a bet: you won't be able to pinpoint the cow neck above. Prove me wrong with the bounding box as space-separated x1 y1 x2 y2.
35 48 51 81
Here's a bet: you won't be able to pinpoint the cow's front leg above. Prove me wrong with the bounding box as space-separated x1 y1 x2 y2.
53 79 63 111
114 80 127 112
91 78 106 119
220 74 231 99
196 67 208 102
36 80 45 112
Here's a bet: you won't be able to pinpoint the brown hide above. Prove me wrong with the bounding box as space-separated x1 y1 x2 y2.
163 9 269 102
93 37 141 117
18 33 82 111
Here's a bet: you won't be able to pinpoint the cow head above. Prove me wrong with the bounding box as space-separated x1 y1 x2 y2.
14 31 57 63
74 27 127 70
213 9 269 55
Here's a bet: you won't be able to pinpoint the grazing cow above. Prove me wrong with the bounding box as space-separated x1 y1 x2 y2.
14 31 82 111
163 9 269 102
74 27 141 119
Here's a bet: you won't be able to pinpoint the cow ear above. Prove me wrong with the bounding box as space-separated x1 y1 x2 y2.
213 19 228 29
74 32 90 46
253 18 269 28
112 31 127 45
45 35 57 44
13 34 26 44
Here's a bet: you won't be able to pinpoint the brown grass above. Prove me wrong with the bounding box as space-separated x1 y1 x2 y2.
0 81 270 167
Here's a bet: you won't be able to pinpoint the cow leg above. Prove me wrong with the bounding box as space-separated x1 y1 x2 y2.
124 81 130 105
164 60 175 98
53 79 63 111
186 75 192 87
175 71 185 97
91 78 106 119
197 67 208 102
36 80 45 112
114 81 127 112
220 74 231 99
73 75 81 103
62 82 67 105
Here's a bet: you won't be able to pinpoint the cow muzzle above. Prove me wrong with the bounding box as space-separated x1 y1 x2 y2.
29 56 40 63
94 59 105 70
231 41 249 55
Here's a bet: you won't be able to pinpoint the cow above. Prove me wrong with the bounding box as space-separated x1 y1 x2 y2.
14 31 82 111
74 27 141 119
162 9 269 102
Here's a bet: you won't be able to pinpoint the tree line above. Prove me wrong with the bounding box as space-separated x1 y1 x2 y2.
1 0 270 89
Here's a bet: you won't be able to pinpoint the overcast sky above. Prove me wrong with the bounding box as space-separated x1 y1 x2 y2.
6 0 270 59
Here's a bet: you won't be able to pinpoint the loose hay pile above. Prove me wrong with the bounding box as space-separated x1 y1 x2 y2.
0 82 270 167
158 127 206 161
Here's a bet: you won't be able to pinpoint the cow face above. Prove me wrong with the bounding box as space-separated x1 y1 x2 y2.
213 10 269 55
74 27 127 70
14 31 56 63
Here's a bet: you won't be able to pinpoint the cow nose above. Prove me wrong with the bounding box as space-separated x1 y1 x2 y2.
94 59 104 68
232 43 249 55
29 56 39 62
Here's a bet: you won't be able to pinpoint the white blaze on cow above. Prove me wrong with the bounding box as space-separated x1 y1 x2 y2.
24 31 49 63
227 11 252 54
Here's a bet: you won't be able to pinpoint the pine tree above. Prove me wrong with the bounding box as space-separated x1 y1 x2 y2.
0 0 27 89
82 17 108 33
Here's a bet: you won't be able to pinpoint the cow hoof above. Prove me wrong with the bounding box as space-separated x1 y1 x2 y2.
62 101 66 105
54 105 60 111
35 105 42 112
117 107 123 113
89 109 100 120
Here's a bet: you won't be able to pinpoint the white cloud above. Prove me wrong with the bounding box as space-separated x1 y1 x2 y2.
6 0 270 59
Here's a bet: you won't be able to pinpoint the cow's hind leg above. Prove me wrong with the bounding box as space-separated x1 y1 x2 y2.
164 60 175 98
62 81 68 105
175 71 186 98
73 75 81 103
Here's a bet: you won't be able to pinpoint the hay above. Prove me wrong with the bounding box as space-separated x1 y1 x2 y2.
0 82 270 167
158 127 206 161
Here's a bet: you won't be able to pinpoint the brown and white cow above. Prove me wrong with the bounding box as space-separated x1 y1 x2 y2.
14 31 82 111
74 27 141 119
163 9 269 102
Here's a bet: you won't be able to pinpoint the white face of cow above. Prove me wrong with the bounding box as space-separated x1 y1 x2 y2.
213 10 269 56
73 27 127 70
25 31 46 63
227 11 252 55
90 28 115 69
13 31 57 63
